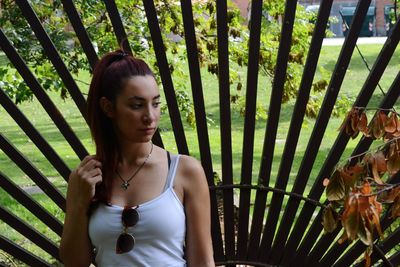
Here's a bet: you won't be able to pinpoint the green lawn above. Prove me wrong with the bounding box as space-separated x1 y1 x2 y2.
0 43 399 265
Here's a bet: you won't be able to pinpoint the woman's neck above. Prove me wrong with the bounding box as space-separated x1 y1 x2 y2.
117 141 153 166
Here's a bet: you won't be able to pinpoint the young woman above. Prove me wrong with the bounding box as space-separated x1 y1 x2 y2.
59 50 215 266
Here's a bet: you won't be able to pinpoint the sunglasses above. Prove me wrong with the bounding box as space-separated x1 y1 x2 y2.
116 206 139 254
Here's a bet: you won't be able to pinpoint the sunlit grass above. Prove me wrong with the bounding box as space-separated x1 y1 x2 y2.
0 43 399 265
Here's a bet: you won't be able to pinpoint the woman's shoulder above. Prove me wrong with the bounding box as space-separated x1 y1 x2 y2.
177 154 204 175
175 154 208 188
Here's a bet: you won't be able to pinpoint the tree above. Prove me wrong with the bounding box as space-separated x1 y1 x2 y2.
0 0 344 123
323 107 400 266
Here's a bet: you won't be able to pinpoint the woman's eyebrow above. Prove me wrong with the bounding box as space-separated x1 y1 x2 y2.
128 95 161 101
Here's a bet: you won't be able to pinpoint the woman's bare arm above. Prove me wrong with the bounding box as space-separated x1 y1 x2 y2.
59 207 92 266
181 156 215 267
59 156 102 266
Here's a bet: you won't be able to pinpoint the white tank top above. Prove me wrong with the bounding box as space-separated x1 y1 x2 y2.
88 154 186 267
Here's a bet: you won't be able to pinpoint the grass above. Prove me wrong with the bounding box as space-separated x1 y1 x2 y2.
0 43 399 265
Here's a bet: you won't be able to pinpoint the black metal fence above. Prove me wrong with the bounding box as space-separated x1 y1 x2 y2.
0 0 399 266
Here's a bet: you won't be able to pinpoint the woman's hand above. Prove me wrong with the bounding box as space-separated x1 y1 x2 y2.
66 155 102 212
60 155 102 266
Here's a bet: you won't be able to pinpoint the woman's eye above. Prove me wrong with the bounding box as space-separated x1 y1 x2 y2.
130 104 142 109
153 102 161 107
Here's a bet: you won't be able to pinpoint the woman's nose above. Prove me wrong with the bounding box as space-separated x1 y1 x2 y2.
143 107 154 123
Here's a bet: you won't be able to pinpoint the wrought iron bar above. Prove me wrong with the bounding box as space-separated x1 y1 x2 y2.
179 0 223 260
142 0 188 154
0 235 52 266
297 171 398 266
267 0 334 263
371 244 394 267
102 0 132 54
340 11 388 100
236 0 263 259
306 174 397 266
0 206 60 260
0 89 71 181
209 184 324 208
303 225 342 266
15 0 88 121
294 173 399 266
252 0 297 262
179 0 214 186
286 210 325 266
354 228 400 267
322 221 396 267
281 1 399 264
0 171 63 236
216 0 235 261
290 69 400 266
0 29 89 160
307 174 396 267
60 0 98 69
318 175 400 267
151 129 164 149
382 251 400 267
0 133 66 211
215 260 275 267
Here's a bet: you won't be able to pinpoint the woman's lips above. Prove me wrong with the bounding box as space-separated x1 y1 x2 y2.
139 128 155 135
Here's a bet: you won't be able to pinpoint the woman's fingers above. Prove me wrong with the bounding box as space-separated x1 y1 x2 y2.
91 175 103 186
76 158 102 177
84 158 102 170
66 157 103 210
79 155 102 169
87 168 102 179
79 155 96 167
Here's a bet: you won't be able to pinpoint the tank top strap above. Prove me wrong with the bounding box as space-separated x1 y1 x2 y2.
163 153 180 191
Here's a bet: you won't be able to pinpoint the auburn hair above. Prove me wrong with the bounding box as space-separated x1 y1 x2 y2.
87 49 154 205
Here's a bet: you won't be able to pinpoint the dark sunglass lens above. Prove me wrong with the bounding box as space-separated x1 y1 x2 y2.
122 208 139 227
116 233 135 254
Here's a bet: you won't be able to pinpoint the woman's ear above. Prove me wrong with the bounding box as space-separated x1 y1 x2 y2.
99 97 114 118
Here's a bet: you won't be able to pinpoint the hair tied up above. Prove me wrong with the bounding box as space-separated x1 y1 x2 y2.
106 51 130 67
118 52 129 57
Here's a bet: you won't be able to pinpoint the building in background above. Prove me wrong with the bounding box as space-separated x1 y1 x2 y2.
233 0 396 36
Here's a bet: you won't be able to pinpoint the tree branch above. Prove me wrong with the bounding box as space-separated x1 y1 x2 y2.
359 183 400 197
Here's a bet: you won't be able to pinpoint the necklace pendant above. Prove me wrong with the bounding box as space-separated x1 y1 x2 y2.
121 182 130 190
116 142 153 191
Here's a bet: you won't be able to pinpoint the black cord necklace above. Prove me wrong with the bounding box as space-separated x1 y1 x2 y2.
116 142 154 190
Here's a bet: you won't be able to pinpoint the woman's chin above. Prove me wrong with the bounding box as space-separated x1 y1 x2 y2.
136 135 154 143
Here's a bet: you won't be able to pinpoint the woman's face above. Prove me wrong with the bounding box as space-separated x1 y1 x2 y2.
108 75 161 143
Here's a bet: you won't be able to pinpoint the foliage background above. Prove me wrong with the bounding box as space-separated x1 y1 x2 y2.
0 0 342 121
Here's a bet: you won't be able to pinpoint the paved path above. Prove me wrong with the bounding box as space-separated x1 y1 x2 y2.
322 37 387 46
22 186 43 194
